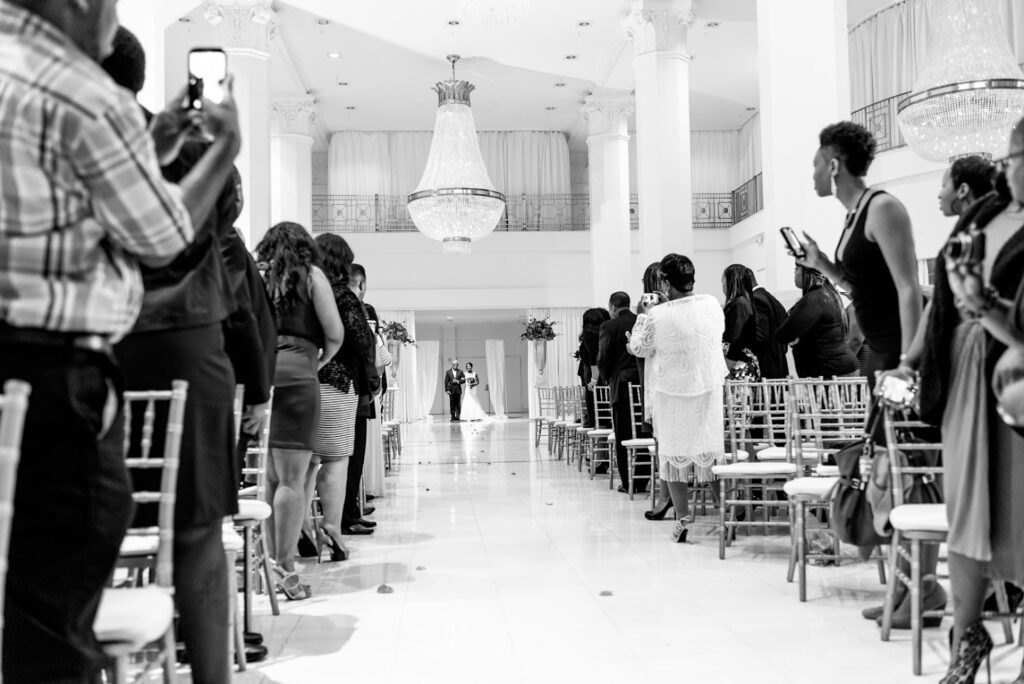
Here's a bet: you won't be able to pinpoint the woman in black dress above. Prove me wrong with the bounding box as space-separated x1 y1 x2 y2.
578 307 609 428
257 223 342 597
721 264 760 379
777 266 857 378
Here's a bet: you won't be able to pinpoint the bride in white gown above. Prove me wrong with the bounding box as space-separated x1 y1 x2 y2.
460 363 491 422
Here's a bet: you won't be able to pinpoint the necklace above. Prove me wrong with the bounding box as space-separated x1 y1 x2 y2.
843 188 871 231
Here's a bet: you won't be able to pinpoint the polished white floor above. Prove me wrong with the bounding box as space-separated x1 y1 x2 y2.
231 419 1024 684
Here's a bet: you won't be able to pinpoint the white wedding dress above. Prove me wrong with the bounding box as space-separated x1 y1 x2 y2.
459 372 491 422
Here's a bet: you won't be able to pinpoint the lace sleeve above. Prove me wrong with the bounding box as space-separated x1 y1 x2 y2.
627 313 656 358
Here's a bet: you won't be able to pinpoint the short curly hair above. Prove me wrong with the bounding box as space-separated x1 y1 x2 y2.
819 121 876 177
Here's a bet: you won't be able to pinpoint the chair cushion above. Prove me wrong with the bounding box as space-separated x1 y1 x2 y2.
756 446 788 461
814 465 840 477
587 429 614 438
622 438 656 448
712 462 797 477
728 449 751 461
234 498 271 522
890 504 949 533
95 587 174 650
119 535 158 557
783 476 839 499
222 525 244 552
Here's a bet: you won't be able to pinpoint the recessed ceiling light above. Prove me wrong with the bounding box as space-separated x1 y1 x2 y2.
577 20 591 27
554 82 566 87
706 21 720 28
565 54 578 60
317 18 329 25
446 316 454 321
337 81 349 87
327 51 341 59
178 16 191 23
346 106 357 110
448 19 460 25
745 106 756 111
545 106 556 111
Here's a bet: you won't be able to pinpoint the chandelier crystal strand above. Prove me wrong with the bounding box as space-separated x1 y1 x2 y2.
897 0 1024 162
459 0 530 26
407 56 505 254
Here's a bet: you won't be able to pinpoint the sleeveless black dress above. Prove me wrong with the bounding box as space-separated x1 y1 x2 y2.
835 190 902 383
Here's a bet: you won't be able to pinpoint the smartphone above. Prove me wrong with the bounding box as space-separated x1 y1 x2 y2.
780 226 806 258
187 48 227 109
640 293 660 307
878 374 919 409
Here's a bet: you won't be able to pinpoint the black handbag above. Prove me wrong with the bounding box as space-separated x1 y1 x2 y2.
830 402 890 548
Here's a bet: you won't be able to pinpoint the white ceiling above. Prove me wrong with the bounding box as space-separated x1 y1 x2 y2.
171 0 893 147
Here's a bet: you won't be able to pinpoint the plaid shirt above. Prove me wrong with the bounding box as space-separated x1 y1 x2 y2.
0 3 193 340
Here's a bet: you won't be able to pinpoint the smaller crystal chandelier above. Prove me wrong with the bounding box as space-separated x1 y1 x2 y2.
459 0 530 26
407 56 505 254
897 0 1024 162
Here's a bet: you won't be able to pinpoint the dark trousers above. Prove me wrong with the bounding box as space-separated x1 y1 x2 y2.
342 416 369 527
583 385 596 428
612 396 649 492
449 391 462 420
1 343 133 684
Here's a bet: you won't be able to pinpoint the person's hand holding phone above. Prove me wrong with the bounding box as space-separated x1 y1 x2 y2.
794 232 827 273
150 86 203 165
200 74 240 152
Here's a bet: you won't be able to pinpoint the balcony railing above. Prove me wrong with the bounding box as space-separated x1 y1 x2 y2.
313 176 764 233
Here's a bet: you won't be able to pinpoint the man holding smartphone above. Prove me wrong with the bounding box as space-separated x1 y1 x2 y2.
0 2 240 681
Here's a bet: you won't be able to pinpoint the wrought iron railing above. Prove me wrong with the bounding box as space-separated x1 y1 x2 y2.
313 180 762 234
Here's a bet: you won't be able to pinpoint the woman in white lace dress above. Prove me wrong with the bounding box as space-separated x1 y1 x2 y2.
628 254 727 541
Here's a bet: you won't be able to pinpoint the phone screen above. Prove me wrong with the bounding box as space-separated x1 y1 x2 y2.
188 49 227 108
780 227 806 258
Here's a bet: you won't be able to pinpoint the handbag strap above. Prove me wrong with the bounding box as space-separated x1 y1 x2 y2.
860 397 883 457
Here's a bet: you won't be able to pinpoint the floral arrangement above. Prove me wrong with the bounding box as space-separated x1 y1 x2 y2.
380 320 416 346
521 316 557 341
468 375 479 388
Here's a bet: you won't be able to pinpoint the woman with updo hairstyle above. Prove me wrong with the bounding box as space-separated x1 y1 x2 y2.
939 155 995 219
257 222 343 597
577 307 610 428
629 254 727 542
777 265 858 378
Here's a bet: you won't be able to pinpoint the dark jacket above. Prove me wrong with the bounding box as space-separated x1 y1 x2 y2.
920 192 1024 424
577 329 600 385
723 295 757 362
318 288 378 399
777 288 858 378
445 368 466 395
752 287 790 378
598 310 639 402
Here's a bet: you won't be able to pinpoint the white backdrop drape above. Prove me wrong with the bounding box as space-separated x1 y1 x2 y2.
485 339 508 420
328 131 571 197
849 0 1024 110
377 309 417 422
629 125 763 195
414 340 440 421
526 308 586 419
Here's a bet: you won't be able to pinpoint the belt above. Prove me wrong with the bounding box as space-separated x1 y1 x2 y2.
0 324 112 356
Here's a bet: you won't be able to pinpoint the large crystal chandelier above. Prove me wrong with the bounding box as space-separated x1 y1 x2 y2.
459 0 530 26
897 0 1024 162
407 55 505 255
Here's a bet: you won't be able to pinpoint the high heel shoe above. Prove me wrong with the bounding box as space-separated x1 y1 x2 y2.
645 500 673 521
939 620 993 684
672 517 693 543
325 533 350 562
297 530 319 559
268 561 312 601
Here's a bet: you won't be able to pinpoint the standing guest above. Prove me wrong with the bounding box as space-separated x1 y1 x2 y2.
939 155 997 220
341 264 380 536
361 302 390 504
721 264 761 379
311 234 378 560
844 294 872 377
636 263 672 520
444 358 467 422
796 121 940 627
578 308 610 428
598 291 648 494
776 266 858 378
747 268 790 378
890 120 1024 682
0 3 239 681
257 222 342 597
629 254 726 542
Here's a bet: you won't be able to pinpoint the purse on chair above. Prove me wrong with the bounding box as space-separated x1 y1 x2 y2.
865 414 943 537
830 401 890 548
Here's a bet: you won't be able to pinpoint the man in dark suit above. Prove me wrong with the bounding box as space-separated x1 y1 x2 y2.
748 269 790 379
598 291 648 493
444 359 466 421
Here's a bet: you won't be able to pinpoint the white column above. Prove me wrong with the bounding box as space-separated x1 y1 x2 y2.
625 0 695 266
757 0 850 299
582 94 634 306
204 1 275 247
270 99 316 229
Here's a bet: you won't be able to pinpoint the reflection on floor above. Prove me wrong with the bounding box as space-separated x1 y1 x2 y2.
229 419 1021 684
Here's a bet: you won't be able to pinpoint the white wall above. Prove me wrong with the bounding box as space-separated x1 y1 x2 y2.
417 321 528 417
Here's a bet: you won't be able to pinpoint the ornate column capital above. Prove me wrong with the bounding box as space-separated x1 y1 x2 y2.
202 1 278 57
581 95 634 141
624 0 696 58
271 99 318 138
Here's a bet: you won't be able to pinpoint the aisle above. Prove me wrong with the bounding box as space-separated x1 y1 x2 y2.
234 420 1009 684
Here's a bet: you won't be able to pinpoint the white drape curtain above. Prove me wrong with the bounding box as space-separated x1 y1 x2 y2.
848 0 1024 110
377 309 417 422
690 132 743 192
484 339 508 420
526 308 586 419
414 340 440 421
737 113 762 182
328 131 571 197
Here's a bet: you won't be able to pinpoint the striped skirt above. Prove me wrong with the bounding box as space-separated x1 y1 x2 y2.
313 383 358 462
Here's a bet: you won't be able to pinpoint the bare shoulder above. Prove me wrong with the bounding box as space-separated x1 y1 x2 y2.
866 192 912 240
